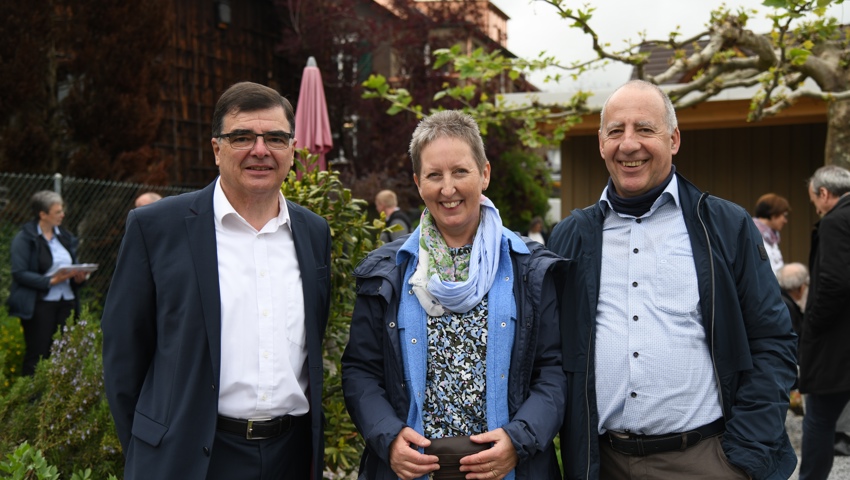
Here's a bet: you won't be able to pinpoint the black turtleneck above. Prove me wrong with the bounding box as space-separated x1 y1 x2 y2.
606 165 676 217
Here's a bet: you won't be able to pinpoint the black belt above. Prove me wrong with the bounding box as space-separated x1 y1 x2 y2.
601 418 725 456
216 414 306 440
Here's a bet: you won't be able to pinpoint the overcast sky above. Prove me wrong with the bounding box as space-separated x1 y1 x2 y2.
491 0 850 92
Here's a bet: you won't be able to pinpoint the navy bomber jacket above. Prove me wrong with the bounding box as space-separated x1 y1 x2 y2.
549 173 797 480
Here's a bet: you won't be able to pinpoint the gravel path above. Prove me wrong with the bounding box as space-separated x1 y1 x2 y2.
785 410 850 479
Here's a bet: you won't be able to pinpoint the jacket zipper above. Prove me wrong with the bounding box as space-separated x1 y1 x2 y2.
582 209 595 480
696 193 727 421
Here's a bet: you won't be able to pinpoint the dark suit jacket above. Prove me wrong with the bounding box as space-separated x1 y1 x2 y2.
102 181 331 480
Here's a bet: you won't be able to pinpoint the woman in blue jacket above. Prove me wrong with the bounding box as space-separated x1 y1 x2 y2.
7 190 86 375
342 111 567 480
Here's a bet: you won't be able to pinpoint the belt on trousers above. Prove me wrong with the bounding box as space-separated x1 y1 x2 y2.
216 414 306 440
601 417 725 456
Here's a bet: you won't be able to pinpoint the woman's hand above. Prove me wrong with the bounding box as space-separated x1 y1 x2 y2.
459 428 518 479
72 270 88 284
389 427 440 480
49 270 75 286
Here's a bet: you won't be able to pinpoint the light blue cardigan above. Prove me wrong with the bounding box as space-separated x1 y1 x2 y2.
395 226 528 480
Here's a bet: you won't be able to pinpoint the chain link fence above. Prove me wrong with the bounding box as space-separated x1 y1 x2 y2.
0 173 195 301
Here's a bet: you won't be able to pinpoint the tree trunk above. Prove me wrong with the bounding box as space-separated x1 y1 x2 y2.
824 99 850 170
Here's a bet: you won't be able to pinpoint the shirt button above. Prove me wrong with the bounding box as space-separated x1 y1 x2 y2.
633 352 639 358
411 338 417 344
633 248 639 254
632 282 638 287
500 322 506 328
259 270 267 277
262 309 269 317
636 218 642 224
631 392 637 398
633 315 638 321
408 289 413 295
504 276 510 281
389 322 396 328
263 351 269 359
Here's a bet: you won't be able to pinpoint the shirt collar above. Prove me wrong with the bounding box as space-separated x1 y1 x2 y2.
213 177 290 231
599 174 681 217
36 224 61 237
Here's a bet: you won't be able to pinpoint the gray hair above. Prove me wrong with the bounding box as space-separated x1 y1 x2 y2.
776 262 810 291
409 110 487 177
809 165 850 197
600 80 678 134
30 190 63 219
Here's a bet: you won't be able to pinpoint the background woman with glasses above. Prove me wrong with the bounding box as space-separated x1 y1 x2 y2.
7 190 87 375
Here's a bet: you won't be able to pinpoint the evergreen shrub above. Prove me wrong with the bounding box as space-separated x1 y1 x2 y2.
0 309 122 478
282 152 385 476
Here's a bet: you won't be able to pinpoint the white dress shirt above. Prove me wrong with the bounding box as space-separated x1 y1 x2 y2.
39 226 75 301
213 179 308 419
595 176 723 435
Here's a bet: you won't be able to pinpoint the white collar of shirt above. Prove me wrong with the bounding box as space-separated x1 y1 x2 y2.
599 174 681 218
213 176 291 233
37 224 61 237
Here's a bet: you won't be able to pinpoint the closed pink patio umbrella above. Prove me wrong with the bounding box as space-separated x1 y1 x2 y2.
294 56 333 175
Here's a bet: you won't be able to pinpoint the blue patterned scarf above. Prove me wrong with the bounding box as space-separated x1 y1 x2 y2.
409 195 502 315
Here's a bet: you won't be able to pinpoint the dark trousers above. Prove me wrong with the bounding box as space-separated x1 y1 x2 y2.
207 416 311 480
599 435 749 479
800 390 850 480
21 299 74 376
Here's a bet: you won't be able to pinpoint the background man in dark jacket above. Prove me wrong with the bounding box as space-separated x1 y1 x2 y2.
798 164 850 480
549 80 797 480
375 189 412 243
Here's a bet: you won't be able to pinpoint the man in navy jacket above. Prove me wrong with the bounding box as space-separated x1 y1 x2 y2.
549 80 797 479
102 82 331 480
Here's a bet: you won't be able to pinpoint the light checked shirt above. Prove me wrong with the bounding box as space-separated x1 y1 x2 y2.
595 175 723 435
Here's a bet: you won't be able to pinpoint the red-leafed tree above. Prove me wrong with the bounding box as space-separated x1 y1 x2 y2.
276 0 526 211
0 0 171 182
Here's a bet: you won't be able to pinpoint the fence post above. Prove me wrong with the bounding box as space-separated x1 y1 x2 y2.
53 173 63 195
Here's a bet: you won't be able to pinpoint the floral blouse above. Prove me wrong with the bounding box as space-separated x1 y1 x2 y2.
422 245 488 438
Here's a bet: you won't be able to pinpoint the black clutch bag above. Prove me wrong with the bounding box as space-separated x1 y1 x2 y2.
424 436 491 480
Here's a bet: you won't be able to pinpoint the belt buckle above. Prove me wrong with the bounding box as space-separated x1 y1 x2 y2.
246 417 272 440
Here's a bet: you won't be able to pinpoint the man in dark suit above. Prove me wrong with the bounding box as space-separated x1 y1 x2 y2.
102 82 331 480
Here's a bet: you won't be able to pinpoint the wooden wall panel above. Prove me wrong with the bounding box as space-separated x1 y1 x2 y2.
157 0 283 187
560 123 826 267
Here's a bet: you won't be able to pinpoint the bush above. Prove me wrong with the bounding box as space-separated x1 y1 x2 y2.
0 309 122 479
0 442 117 480
0 306 24 392
0 222 14 302
283 151 385 476
486 149 552 232
0 223 25 393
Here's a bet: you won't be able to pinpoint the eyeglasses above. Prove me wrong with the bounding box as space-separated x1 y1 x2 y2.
218 131 294 150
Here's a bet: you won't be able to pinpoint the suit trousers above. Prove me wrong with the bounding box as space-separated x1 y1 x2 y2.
21 299 73 375
599 435 749 479
207 415 311 480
